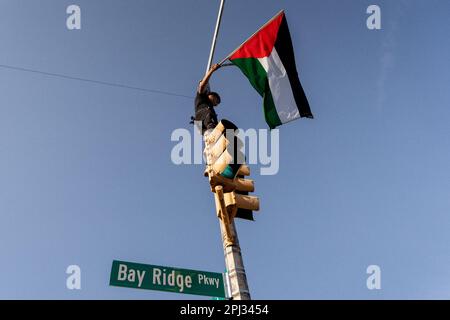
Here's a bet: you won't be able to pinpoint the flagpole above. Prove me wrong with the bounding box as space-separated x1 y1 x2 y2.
218 9 285 66
206 0 226 74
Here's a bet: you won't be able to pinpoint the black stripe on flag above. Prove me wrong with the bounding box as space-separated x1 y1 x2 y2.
274 16 313 119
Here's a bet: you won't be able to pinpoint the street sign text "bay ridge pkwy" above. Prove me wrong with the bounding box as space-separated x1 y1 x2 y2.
109 260 227 298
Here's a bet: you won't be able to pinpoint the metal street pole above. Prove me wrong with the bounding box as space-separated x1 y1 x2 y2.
204 1 251 300
219 216 251 300
205 153 251 300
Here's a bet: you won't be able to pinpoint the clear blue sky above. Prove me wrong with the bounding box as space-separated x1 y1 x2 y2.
0 0 449 299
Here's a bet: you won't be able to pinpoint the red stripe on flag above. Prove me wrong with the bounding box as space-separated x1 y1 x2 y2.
229 12 285 60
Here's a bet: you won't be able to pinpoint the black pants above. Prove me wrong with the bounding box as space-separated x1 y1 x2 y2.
195 108 218 134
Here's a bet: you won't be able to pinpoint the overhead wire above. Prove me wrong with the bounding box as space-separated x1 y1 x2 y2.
0 63 193 99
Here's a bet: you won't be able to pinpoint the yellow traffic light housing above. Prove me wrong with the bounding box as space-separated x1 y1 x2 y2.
204 121 260 246
228 164 259 221
223 192 260 219
211 164 260 221
204 120 245 181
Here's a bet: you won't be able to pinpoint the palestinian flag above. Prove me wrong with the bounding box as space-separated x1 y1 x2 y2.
227 11 313 129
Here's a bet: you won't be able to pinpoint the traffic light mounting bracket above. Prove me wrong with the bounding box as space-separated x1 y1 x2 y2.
214 185 235 247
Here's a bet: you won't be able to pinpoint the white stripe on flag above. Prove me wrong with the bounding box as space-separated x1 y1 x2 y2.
258 48 300 124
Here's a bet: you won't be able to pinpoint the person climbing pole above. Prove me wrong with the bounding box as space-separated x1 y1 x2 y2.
191 63 222 135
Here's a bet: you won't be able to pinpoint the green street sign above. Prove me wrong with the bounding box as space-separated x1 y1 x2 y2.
109 260 227 298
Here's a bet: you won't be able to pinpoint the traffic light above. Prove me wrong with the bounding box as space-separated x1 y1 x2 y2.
205 120 245 178
204 120 246 193
223 165 259 221
204 121 260 222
